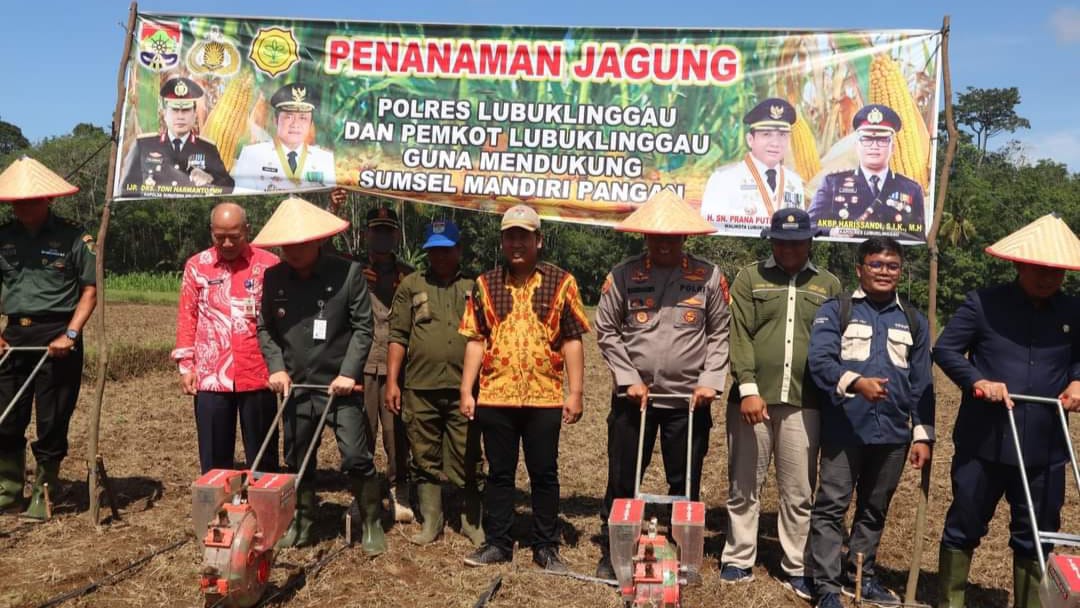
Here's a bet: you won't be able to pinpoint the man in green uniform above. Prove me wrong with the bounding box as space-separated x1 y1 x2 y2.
253 196 382 554
362 207 415 523
0 157 97 521
385 220 484 546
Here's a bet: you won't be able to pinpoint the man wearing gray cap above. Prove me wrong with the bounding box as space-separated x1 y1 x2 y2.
720 209 840 598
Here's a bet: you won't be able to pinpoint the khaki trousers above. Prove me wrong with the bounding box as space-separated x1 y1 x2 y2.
722 402 819 575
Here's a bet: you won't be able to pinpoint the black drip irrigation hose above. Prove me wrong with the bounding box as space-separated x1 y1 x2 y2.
35 536 190 608
251 542 354 607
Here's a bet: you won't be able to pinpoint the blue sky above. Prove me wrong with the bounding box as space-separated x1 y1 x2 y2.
2 0 1078 170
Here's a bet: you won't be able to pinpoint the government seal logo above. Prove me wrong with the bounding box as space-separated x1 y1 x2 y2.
137 19 182 72
249 26 300 78
186 26 242 77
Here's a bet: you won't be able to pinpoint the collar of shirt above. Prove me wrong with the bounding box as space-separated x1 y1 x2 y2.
166 131 191 146
748 153 781 176
276 141 305 155
424 268 465 285
859 166 891 187
851 287 902 310
500 261 551 284
764 254 818 274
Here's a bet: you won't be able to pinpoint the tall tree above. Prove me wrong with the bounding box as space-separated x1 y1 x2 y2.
0 119 30 156
953 86 1031 167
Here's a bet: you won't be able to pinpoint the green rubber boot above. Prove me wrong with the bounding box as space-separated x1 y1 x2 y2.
276 486 317 548
354 475 387 557
409 483 443 545
20 461 59 522
1013 555 1042 608
459 484 485 547
0 450 25 511
937 546 973 608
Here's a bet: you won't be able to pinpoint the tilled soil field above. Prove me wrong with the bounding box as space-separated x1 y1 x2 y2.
0 303 1075 608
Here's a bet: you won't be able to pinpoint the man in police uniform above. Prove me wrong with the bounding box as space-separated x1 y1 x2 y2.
362 206 415 523
120 77 234 197
807 104 925 242
232 82 336 193
595 190 730 581
933 214 1080 608
385 219 484 546
699 98 805 236
254 196 382 553
0 157 96 521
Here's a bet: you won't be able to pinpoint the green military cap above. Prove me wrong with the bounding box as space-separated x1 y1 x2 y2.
271 82 318 112
743 98 796 132
160 77 203 109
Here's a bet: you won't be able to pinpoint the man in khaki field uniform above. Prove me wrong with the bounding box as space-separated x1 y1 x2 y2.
363 206 415 522
385 219 484 546
721 208 841 599
594 190 731 581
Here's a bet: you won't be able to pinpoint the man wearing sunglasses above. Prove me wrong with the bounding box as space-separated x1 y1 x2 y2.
805 236 934 608
807 104 926 243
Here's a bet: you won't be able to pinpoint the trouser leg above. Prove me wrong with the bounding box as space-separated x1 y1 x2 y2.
722 400 774 569
601 396 660 519
238 389 279 472
657 405 712 502
194 391 239 473
809 443 860 596
403 388 444 485
522 407 563 550
477 407 520 553
844 443 908 581
773 405 819 576
1004 461 1065 559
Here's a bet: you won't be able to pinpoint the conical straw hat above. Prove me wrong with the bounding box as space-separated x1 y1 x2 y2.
0 156 79 201
251 196 349 247
614 189 716 235
985 213 1080 271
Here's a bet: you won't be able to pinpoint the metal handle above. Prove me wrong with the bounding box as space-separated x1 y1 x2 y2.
622 392 706 502
296 391 336 487
0 348 50 428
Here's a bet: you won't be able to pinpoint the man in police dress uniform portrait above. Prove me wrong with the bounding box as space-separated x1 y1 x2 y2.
807 104 925 242
120 77 234 197
699 98 805 236
232 82 337 193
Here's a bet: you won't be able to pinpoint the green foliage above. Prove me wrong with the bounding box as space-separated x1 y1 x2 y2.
0 119 30 156
107 271 182 293
953 86 1031 164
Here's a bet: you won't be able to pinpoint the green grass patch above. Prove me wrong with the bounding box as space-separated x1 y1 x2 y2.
105 289 178 305
105 272 181 305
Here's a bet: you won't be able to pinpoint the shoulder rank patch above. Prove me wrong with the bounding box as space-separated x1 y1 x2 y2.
601 274 613 295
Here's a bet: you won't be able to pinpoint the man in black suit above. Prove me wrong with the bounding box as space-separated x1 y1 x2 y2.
120 77 234 197
807 104 925 242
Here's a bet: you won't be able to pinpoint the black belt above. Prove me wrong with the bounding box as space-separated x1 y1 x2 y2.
6 313 71 327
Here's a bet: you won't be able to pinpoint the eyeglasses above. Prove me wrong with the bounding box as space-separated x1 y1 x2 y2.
862 261 902 272
858 136 893 148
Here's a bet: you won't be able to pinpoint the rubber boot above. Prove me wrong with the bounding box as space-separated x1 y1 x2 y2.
937 546 973 608
20 461 59 522
276 486 317 548
409 483 443 545
459 484 485 547
354 475 387 557
1013 556 1042 608
0 450 25 511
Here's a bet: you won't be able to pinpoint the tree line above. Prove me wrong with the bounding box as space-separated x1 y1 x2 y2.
0 86 1075 319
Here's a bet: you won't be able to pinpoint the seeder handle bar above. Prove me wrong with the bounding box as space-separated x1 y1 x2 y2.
249 384 333 480
0 348 50 428
973 388 1080 577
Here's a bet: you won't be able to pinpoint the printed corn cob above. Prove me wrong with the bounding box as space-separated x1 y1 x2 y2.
869 55 930 189
790 116 821 184
202 72 254 172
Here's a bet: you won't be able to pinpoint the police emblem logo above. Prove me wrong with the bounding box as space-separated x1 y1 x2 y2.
635 311 649 323
185 26 241 77
786 214 795 223
769 105 784 120
644 297 655 307
249 26 300 78
173 79 189 97
276 307 286 318
867 107 884 124
137 19 182 72
683 310 698 323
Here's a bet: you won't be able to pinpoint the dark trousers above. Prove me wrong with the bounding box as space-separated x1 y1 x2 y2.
602 396 713 519
476 406 562 553
283 391 374 484
194 389 279 474
364 373 410 488
941 453 1065 558
809 442 908 595
0 321 82 464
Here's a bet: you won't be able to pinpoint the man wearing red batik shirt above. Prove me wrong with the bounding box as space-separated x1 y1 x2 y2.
172 203 280 473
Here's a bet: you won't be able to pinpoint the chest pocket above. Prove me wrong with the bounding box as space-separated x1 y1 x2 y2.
840 323 873 362
412 292 432 324
886 328 913 369
674 303 705 329
799 292 827 324
626 301 657 328
752 290 784 324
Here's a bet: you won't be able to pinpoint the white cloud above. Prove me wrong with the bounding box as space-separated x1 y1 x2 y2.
1050 6 1080 44
1016 130 1080 172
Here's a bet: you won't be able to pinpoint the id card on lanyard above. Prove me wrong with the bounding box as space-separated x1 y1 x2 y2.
313 299 327 341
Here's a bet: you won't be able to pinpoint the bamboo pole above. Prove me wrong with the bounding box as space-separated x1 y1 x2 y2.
88 1 137 526
905 14 958 605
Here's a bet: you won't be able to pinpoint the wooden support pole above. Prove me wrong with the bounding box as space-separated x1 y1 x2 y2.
88 1 137 526
905 14 959 605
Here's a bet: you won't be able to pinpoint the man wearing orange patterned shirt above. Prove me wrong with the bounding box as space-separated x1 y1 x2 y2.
459 204 590 572
172 203 279 473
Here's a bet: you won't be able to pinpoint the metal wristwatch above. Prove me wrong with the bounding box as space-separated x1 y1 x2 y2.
65 328 79 340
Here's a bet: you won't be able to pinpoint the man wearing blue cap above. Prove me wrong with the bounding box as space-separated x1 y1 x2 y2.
808 104 925 242
385 220 484 546
721 208 841 597
700 98 806 237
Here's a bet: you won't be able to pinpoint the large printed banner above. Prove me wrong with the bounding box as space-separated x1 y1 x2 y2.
114 14 942 242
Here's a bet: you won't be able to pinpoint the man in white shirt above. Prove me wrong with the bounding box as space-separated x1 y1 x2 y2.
232 82 336 193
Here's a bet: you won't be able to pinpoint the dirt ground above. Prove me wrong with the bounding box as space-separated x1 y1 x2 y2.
0 302 1076 608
